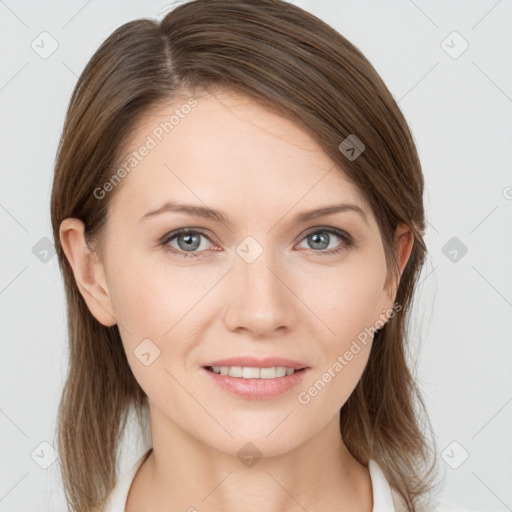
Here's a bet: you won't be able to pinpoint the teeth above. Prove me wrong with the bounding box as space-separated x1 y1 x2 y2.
243 367 260 378
210 366 298 379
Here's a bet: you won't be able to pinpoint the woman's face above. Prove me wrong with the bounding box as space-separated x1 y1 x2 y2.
76 90 408 457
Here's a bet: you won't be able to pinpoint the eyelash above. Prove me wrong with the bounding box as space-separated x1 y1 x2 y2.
160 227 354 259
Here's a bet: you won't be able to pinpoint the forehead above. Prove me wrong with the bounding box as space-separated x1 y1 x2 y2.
108 89 372 226
122 89 326 161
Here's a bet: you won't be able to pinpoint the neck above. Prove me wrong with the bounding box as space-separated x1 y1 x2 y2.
127 406 373 512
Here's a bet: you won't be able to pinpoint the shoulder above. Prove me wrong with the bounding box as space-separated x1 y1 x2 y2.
102 448 152 512
369 459 485 512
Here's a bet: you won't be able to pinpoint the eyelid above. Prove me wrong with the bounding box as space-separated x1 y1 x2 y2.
297 225 352 242
160 227 216 249
161 225 354 257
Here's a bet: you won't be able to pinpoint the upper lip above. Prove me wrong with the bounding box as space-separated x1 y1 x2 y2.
202 356 309 370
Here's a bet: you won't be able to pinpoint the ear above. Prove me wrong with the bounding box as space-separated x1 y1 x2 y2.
384 223 414 302
59 218 117 327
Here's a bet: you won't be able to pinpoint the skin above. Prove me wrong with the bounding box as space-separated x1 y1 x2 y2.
60 89 413 512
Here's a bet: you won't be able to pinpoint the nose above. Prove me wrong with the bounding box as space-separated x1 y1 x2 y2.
222 240 297 338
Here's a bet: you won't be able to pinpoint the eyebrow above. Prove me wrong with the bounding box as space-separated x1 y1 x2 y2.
139 200 369 227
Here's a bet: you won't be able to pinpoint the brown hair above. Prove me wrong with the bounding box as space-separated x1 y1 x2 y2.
50 1 440 510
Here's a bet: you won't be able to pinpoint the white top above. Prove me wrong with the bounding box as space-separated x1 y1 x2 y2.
102 449 478 512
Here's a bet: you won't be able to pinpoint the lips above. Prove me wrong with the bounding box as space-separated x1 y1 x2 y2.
201 356 310 399
203 364 309 399
202 356 309 370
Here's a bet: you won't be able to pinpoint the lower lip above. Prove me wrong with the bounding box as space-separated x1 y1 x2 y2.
202 367 309 400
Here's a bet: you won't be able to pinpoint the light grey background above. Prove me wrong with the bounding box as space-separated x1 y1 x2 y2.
1 0 511 510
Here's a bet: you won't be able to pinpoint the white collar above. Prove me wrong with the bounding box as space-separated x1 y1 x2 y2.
368 459 398 511
104 451 397 511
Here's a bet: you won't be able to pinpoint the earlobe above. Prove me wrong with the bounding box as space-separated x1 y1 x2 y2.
59 218 117 327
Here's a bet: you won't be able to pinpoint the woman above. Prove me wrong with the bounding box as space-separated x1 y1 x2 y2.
51 1 474 511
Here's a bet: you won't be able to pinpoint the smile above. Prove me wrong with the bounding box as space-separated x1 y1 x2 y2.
202 366 309 399
205 365 301 379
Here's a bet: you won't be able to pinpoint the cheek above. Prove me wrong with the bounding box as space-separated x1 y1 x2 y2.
307 256 388 344
106 247 191 328
106 262 190 399
103 253 179 371
105 254 215 365
107 267 163 334
297 271 384 414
